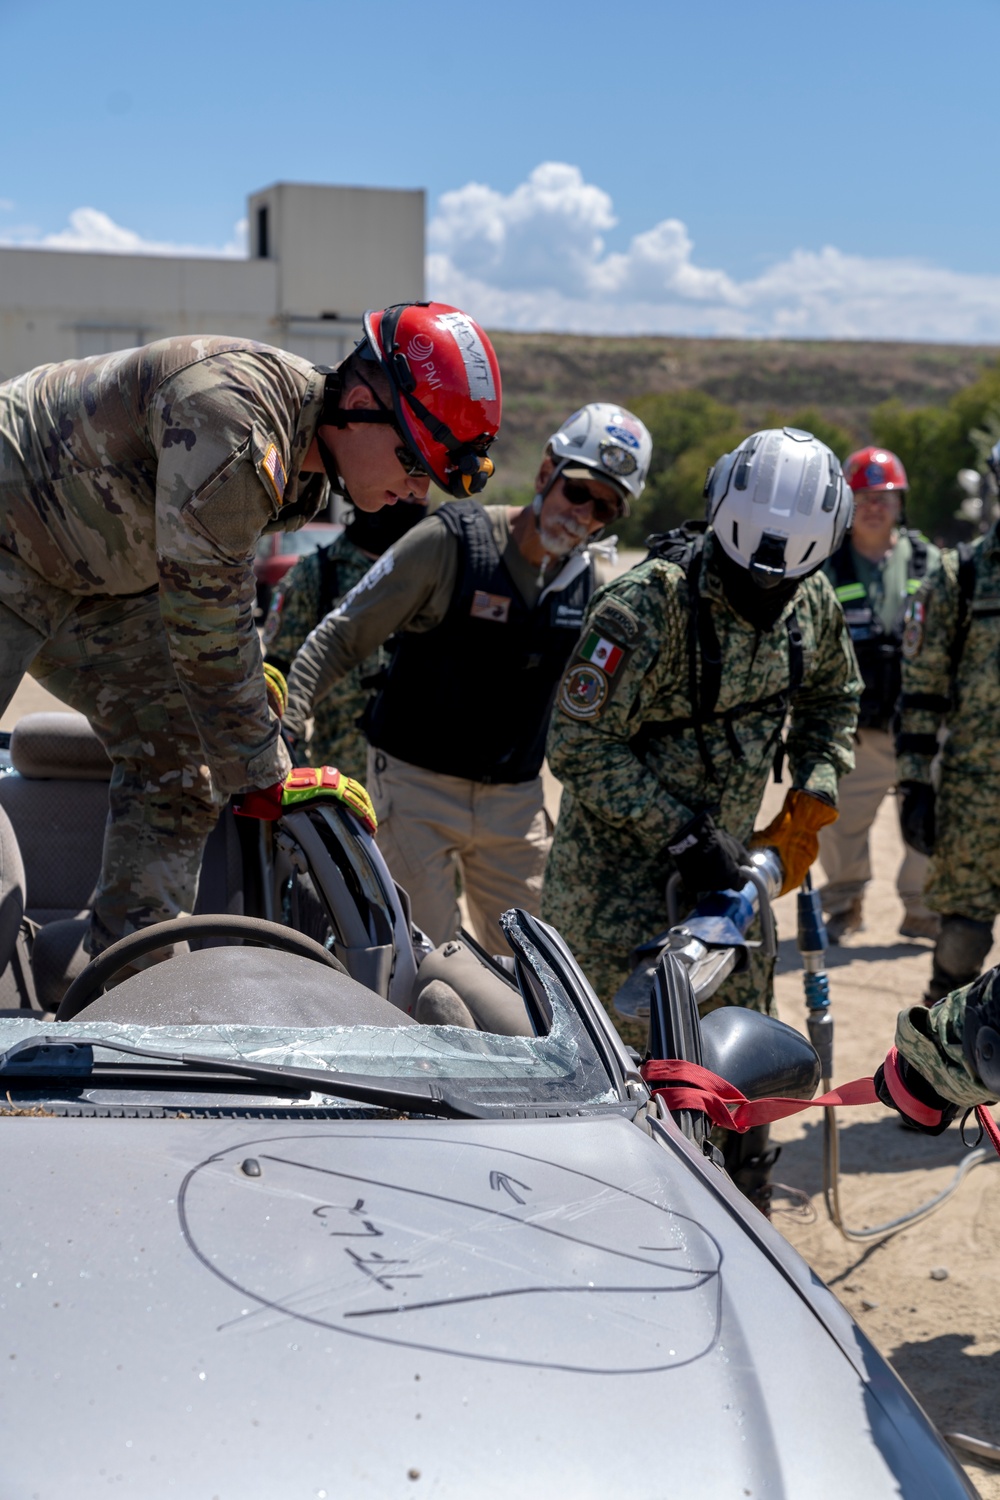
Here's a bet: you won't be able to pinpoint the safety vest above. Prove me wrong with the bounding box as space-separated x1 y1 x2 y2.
363 501 597 783
827 531 930 730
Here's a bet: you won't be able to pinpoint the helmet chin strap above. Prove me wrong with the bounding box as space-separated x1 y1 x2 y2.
316 430 346 498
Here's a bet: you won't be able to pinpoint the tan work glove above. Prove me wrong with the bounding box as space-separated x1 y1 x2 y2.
749 788 838 895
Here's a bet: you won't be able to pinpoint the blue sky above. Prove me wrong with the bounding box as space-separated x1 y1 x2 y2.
3 0 999 339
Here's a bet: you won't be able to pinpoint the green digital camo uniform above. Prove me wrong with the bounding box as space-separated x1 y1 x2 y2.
542 532 860 1045
895 983 996 1108
263 533 382 781
897 524 1000 924
0 335 329 951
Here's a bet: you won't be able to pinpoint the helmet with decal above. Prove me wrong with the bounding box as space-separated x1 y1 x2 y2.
545 403 652 517
843 445 908 494
361 303 502 498
705 427 853 586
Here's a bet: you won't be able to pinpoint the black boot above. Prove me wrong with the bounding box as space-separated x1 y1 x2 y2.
722 1124 780 1217
925 915 994 1006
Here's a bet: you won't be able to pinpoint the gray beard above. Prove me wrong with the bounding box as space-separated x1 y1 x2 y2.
538 518 589 557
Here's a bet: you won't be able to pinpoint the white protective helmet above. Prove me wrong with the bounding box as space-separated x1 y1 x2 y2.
546 403 652 517
705 427 853 587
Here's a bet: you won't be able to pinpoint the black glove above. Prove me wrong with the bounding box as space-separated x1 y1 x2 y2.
666 811 750 894
874 1051 958 1135
899 781 936 856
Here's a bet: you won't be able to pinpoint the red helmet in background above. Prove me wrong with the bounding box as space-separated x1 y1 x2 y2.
843 446 908 493
363 303 502 498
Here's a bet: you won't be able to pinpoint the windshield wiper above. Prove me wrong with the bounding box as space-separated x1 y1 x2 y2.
0 1036 481 1120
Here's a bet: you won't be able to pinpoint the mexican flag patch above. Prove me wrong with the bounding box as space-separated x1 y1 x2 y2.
580 631 624 674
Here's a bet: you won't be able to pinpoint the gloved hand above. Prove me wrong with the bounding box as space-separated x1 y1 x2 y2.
233 766 378 833
874 1045 958 1135
263 662 288 718
666 811 750 894
750 788 838 895
899 781 936 857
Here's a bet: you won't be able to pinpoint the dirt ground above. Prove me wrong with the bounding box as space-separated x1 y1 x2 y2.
760 776 1000 1497
5 675 999 1492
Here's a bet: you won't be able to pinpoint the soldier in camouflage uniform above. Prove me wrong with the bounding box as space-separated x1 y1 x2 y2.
896 493 1000 1004
262 502 427 778
543 429 861 1043
875 970 1000 1134
0 303 499 959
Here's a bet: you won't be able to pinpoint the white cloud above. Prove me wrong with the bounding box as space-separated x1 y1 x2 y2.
0 207 247 258
429 163 1000 342
6 173 1000 342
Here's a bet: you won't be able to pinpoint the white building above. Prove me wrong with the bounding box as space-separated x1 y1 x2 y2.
0 182 425 381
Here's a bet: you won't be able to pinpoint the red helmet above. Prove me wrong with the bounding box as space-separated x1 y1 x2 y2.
363 303 502 498
843 446 908 493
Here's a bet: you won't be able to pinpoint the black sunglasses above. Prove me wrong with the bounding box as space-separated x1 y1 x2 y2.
560 477 624 525
395 441 428 479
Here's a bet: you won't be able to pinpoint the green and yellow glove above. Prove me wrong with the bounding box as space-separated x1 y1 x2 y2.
233 766 377 833
263 662 288 718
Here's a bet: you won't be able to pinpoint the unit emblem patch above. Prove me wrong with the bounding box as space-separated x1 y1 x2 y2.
559 663 609 720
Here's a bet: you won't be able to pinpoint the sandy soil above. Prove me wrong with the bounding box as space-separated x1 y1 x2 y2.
6 676 999 1492
760 778 1000 1497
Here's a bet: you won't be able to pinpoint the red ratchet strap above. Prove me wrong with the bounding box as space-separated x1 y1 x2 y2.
640 1058 876 1131
881 1045 942 1128
640 1056 1000 1159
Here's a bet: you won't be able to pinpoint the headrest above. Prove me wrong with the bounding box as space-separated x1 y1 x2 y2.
10 713 112 781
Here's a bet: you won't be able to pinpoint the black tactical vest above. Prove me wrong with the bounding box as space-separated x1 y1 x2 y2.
363 501 596 783
828 531 929 730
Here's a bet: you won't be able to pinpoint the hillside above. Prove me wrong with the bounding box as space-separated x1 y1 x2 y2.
485 332 1000 501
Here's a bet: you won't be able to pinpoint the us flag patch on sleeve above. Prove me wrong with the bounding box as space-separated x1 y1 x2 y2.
261 442 287 503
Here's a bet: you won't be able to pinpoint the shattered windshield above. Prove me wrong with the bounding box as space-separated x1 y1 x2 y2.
0 917 619 1112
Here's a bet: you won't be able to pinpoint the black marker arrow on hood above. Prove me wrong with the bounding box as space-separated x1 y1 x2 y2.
489 1171 532 1205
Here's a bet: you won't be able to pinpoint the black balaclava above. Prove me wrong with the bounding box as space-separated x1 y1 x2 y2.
345 499 428 557
712 541 803 631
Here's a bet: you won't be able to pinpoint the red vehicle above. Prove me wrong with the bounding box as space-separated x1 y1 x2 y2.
254 522 342 615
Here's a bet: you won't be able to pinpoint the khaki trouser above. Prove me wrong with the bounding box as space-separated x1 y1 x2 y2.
818 726 932 919
367 747 552 950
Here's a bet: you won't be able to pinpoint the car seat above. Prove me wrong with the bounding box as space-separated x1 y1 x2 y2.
0 711 246 1012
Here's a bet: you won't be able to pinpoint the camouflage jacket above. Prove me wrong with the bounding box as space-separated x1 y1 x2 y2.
546 532 861 849
0 336 329 793
896 985 996 1107
263 532 384 780
897 523 1000 784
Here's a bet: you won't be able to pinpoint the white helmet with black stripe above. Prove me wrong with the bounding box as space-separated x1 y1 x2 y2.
545 403 652 516
705 427 853 587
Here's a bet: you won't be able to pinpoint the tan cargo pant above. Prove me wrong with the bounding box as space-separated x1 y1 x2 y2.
366 746 552 950
818 726 932 920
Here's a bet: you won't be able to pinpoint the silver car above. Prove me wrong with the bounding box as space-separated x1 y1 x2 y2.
0 716 977 1499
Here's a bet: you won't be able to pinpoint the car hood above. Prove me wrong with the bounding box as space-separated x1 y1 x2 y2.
0 1113 970 1499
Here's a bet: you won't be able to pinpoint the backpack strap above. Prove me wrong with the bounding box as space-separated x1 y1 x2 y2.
948 542 977 696
686 545 723 781
906 530 931 584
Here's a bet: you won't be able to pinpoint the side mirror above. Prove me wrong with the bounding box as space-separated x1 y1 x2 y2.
700 1006 820 1103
